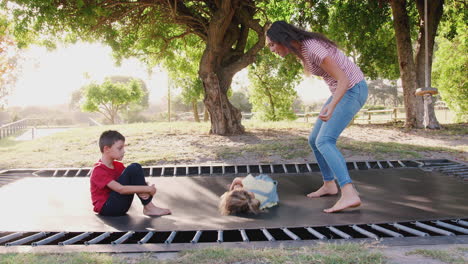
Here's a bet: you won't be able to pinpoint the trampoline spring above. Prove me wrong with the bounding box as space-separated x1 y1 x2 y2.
305 227 327 240
391 223 429 237
387 161 394 168
32 232 68 246
53 170 59 177
138 232 154 244
149 167 153 176
327 226 351 239
210 166 213 175
282 164 288 173
190 231 203 244
397 160 406 167
269 164 274 173
412 160 424 167
86 169 92 176
353 162 359 170
111 231 135 245
239 229 249 242
368 224 403 238
59 232 92 246
294 164 300 173
63 169 70 177
376 161 383 169
164 231 177 244
259 165 263 174
222 166 225 174
84 232 111 245
198 166 201 175
261 228 275 242
186 167 189 176
246 165 250 174
5 232 49 246
454 219 468 228
434 221 468 234
350 225 379 240
234 166 238 174
75 169 82 177
0 232 24 244
412 222 454 236
161 167 165 176
217 230 223 243
306 163 312 173
281 228 300 241
365 161 371 169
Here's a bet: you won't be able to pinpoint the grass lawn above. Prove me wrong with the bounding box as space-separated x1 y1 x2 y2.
0 243 386 264
0 121 466 169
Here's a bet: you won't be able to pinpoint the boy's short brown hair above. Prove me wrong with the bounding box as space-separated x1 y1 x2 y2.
99 130 125 153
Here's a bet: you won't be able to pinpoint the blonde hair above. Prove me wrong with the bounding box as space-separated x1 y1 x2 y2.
219 189 261 215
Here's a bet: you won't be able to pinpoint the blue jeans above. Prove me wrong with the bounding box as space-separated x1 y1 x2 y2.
308 80 368 187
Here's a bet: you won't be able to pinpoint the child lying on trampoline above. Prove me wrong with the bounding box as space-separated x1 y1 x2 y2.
90 130 171 217
219 174 279 215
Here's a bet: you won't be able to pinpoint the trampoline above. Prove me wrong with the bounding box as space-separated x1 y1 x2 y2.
0 159 467 252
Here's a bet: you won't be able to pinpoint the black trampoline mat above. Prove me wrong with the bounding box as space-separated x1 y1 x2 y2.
0 168 467 232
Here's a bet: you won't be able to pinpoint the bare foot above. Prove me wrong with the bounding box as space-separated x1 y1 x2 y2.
323 183 361 213
143 203 171 216
323 197 361 213
306 181 338 198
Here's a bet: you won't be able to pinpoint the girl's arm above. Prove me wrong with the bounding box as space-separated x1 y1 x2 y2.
107 180 156 196
229 177 245 191
318 56 350 121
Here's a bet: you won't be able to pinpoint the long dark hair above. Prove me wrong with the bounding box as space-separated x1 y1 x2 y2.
266 21 336 57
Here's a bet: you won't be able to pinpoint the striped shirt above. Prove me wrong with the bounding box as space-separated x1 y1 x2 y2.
301 38 364 94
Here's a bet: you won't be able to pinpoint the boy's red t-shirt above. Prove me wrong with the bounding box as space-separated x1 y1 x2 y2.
90 160 126 213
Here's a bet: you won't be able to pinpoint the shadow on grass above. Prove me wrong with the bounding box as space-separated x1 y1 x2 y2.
339 136 464 160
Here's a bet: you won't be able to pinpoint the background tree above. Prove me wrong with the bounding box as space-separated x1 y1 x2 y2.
432 0 467 122
0 12 20 108
81 78 144 124
6 0 269 135
230 90 252 113
163 36 205 122
248 49 302 121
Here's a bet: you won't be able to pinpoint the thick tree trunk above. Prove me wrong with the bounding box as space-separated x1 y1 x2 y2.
195 0 266 135
201 72 244 135
390 0 419 128
414 0 443 129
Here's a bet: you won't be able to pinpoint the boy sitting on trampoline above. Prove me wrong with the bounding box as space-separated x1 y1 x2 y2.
219 174 279 215
90 130 171 216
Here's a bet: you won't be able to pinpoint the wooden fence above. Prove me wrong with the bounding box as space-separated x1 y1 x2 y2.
298 107 406 124
0 119 29 139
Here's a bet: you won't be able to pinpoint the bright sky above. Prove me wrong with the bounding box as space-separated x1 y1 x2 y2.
8 42 330 107
9 42 169 107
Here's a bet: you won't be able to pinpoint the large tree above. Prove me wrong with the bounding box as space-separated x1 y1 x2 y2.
81 78 144 124
0 12 19 108
6 0 268 135
248 48 302 121
390 0 443 129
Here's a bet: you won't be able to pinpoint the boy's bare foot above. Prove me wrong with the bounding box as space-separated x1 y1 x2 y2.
143 203 171 216
323 183 361 213
306 181 338 198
